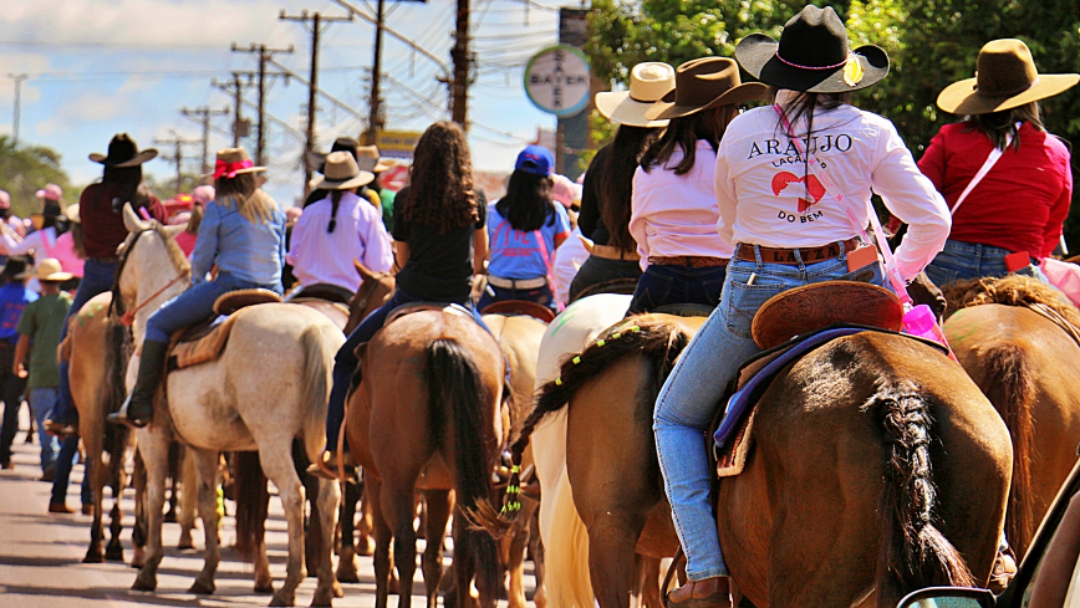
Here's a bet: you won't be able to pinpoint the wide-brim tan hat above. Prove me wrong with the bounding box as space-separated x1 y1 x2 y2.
595 62 676 128
937 39 1080 115
66 204 80 224
645 57 768 121
203 147 266 179
310 151 375 191
357 145 395 173
35 258 73 283
89 133 158 168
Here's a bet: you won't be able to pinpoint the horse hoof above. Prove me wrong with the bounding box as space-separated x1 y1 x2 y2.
255 582 275 595
310 585 336 607
105 547 125 562
83 552 104 564
269 591 295 607
132 547 146 569
132 577 156 592
164 511 178 524
333 580 344 598
178 540 195 551
356 539 374 557
188 579 215 595
335 562 359 584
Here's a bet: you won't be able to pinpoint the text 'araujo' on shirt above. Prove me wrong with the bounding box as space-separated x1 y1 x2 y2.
486 201 571 280
714 101 952 281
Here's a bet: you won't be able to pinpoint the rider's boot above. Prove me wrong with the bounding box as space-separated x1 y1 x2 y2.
107 340 169 429
665 576 731 608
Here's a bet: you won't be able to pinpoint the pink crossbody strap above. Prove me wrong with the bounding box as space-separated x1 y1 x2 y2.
532 227 565 311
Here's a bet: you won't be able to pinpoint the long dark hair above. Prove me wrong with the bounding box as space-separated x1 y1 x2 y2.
103 165 152 209
640 109 726 176
964 102 1042 151
496 170 554 232
601 125 659 252
401 121 479 234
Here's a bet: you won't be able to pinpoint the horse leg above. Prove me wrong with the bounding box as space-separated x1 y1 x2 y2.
262 446 307 607
302 464 322 579
188 448 222 595
527 502 546 608
131 450 148 569
506 505 529 608
356 478 375 555
638 555 664 608
81 415 106 563
310 477 342 607
422 489 452 608
369 478 393 608
165 441 180 523
132 428 170 591
336 480 362 583
382 476 419 608
178 446 198 549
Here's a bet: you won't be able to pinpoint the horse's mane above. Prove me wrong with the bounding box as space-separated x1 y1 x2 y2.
942 274 1080 328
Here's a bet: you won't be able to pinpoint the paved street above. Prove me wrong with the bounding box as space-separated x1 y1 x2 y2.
0 408 537 607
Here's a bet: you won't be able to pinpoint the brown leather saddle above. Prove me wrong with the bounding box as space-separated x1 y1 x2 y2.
480 299 556 323
285 283 355 306
168 289 282 370
751 281 903 350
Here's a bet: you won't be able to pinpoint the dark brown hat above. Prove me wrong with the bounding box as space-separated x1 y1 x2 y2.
89 134 158 167
644 57 767 121
937 39 1079 115
735 5 889 94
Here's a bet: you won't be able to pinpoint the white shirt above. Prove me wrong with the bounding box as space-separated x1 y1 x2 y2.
552 226 589 306
630 139 735 269
715 102 950 281
286 192 394 292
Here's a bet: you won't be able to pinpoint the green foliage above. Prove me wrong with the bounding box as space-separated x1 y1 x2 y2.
143 172 203 199
0 136 78 218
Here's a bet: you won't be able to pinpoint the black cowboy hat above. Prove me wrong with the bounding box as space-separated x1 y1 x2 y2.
89 134 158 168
735 5 889 94
1 256 32 280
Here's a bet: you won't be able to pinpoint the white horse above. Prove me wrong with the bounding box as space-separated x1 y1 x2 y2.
116 205 343 607
532 294 632 607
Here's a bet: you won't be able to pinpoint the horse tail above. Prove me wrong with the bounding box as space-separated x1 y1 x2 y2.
233 451 269 563
299 323 337 462
467 318 690 537
427 338 499 591
875 382 975 608
102 316 132 481
982 344 1036 555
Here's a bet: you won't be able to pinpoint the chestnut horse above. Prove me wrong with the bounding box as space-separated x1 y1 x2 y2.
345 307 506 608
943 275 1080 558
476 315 1013 608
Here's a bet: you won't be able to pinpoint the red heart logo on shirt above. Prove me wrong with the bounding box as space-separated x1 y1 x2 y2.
771 171 826 213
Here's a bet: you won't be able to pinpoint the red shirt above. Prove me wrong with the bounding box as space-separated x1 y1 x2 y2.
80 183 168 259
918 121 1072 259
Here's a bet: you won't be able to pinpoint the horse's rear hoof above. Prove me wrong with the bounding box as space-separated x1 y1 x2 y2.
132 577 156 592
255 582 275 595
310 584 336 607
335 560 359 584
178 540 195 550
188 578 215 595
83 552 104 564
269 591 295 607
105 547 124 562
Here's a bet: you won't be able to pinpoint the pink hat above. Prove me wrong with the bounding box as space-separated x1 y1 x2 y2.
551 174 583 208
192 185 216 205
35 184 63 201
0 190 9 210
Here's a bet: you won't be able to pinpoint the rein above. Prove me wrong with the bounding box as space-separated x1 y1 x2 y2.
119 270 190 327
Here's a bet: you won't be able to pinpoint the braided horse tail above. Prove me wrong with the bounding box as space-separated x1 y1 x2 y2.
466 316 691 537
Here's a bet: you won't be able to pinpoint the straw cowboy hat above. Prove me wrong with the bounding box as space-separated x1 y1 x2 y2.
735 5 889 94
89 134 158 167
937 39 1080 115
35 258 73 283
645 57 768 121
205 147 266 179
595 62 676 128
309 151 375 191
357 145 395 173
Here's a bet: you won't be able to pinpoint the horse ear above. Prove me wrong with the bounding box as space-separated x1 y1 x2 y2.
160 223 187 239
122 203 149 233
354 259 374 280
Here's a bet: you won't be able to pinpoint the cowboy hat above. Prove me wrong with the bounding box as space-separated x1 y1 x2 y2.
306 137 360 174
309 151 375 191
357 145 395 173
89 134 158 168
204 147 266 179
66 204 80 224
645 58 768 121
937 39 1080 115
1 256 31 280
595 62 676 128
735 5 889 94
35 258 73 283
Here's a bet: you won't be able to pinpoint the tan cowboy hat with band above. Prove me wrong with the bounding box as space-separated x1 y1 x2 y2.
204 147 266 179
89 134 158 168
645 57 768 121
35 258 73 283
937 39 1080 115
357 145 395 173
310 151 375 191
595 62 676 128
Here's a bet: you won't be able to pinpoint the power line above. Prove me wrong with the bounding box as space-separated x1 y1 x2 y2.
231 43 295 166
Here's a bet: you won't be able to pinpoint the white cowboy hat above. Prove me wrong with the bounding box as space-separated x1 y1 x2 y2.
595 62 676 128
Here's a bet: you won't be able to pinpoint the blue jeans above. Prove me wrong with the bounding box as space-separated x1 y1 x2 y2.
627 263 727 314
325 288 488 451
653 248 884 580
145 273 272 344
567 255 642 302
28 388 60 472
477 282 556 311
51 434 91 506
924 239 1047 286
53 259 119 426
0 343 28 466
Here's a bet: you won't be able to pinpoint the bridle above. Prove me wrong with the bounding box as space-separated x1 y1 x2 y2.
111 227 190 327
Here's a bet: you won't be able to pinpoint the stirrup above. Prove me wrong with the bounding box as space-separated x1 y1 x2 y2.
106 396 151 429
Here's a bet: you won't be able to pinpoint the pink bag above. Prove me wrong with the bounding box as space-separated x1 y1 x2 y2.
1040 258 1080 306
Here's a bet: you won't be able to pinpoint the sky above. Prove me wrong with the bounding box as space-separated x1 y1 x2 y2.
0 0 564 207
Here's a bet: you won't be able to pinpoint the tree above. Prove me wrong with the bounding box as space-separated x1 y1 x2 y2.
0 136 78 218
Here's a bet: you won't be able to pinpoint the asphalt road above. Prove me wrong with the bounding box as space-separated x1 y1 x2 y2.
0 407 537 607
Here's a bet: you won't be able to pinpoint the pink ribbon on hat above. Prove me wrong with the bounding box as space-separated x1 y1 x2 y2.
213 159 254 180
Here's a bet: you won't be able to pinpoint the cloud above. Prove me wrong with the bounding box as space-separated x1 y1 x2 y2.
36 91 129 136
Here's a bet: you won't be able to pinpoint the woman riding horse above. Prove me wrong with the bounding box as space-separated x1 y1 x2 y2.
654 7 952 605
109 147 286 428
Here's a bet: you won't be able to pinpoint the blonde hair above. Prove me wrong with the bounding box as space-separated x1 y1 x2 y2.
214 173 278 224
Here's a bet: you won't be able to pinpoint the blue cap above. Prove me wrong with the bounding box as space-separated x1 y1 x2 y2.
515 145 554 176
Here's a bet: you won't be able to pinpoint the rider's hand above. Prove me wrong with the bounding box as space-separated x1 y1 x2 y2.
13 363 27 379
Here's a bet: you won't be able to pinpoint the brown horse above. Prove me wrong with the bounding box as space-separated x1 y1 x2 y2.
345 307 506 608
476 315 1013 608
943 275 1080 558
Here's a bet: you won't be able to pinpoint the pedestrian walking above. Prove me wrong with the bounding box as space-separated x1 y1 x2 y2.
0 257 36 470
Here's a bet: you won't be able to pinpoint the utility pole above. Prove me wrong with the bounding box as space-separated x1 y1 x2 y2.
153 133 201 195
230 43 294 166
450 0 470 127
211 73 258 147
279 10 352 189
6 74 28 145
367 0 387 144
180 106 230 176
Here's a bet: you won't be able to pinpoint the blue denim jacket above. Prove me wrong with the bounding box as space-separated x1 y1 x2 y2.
191 197 286 289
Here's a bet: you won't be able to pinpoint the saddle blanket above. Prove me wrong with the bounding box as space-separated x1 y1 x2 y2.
168 314 239 371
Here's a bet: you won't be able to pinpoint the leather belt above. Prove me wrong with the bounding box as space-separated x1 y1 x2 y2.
735 238 861 265
590 244 641 262
648 256 729 268
88 256 121 263
487 275 548 290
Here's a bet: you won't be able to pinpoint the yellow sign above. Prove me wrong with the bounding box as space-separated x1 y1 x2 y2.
376 130 422 159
